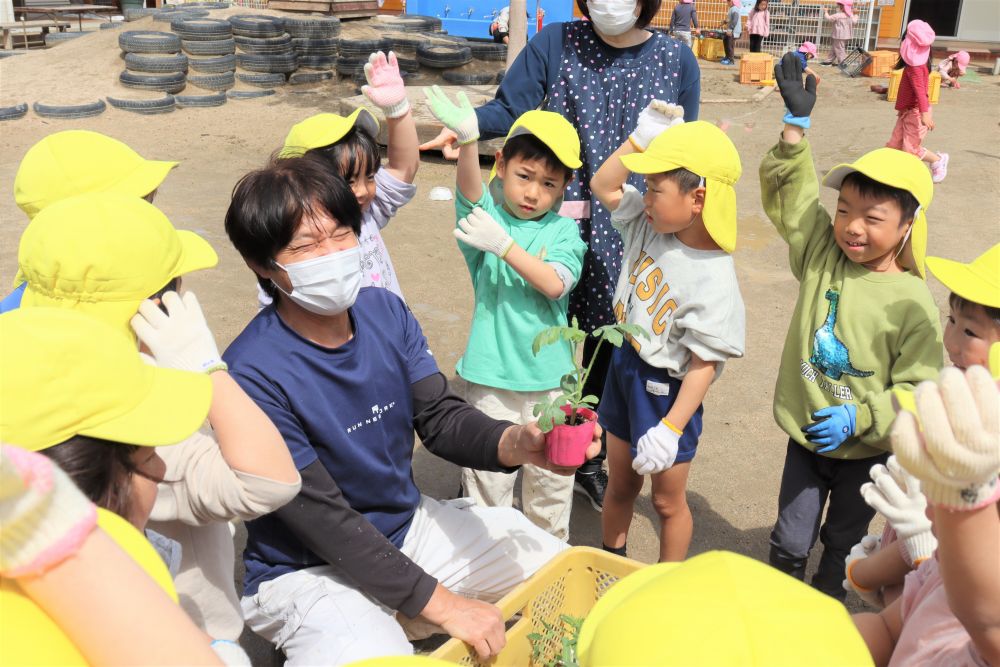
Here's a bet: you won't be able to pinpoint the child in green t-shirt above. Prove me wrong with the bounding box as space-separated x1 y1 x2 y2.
762 54 943 601
426 87 587 540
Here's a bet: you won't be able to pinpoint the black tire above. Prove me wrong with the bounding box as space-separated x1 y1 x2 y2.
154 9 208 22
33 100 106 119
182 38 234 55
372 15 426 33
171 18 232 41
496 69 504 84
236 52 297 73
396 54 419 73
227 88 275 99
236 71 286 87
406 14 442 31
289 70 334 84
292 37 338 55
175 91 227 107
45 32 87 45
386 32 422 52
124 52 188 73
416 43 471 68
234 33 293 55
335 56 364 76
297 54 337 70
283 16 340 38
124 8 157 21
188 53 235 73
430 33 468 44
186 70 235 91
100 22 126 29
107 95 176 114
338 37 390 59
442 69 498 85
119 69 187 93
119 30 181 54
0 103 28 121
469 41 506 61
228 15 284 38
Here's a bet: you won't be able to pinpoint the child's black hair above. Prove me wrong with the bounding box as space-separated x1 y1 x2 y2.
225 152 362 299
659 167 703 194
949 293 1000 326
308 125 382 180
840 171 920 224
43 436 140 520
575 0 662 30
752 0 768 11
501 134 574 183
894 54 932 72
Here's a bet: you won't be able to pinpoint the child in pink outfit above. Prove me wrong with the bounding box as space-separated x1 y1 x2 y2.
938 51 970 88
886 20 949 183
822 0 857 65
747 0 769 52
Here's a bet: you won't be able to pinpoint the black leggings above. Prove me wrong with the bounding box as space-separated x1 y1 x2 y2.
749 34 764 52
723 32 735 60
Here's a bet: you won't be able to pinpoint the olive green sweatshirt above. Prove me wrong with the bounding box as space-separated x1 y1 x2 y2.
760 137 943 459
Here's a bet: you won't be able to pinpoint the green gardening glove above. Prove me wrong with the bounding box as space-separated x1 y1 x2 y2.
424 85 480 146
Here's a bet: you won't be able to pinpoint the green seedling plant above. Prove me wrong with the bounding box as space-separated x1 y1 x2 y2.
532 317 648 432
527 614 584 667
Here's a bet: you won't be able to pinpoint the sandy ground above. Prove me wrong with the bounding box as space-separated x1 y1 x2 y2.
2 35 999 660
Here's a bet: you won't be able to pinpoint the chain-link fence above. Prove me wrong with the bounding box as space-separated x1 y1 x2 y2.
650 0 881 59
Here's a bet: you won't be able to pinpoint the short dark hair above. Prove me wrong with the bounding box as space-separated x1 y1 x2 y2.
43 436 140 520
308 125 381 179
225 153 362 299
575 0 662 31
752 0 768 10
501 134 574 184
950 292 1000 325
659 166 703 194
840 171 920 225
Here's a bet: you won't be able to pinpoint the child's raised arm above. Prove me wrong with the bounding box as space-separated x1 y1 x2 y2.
362 51 418 184
425 86 484 202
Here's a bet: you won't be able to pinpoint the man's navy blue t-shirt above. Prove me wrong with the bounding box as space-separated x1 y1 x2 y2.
223 287 440 595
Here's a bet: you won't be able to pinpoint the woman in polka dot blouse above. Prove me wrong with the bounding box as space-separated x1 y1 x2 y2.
422 0 700 500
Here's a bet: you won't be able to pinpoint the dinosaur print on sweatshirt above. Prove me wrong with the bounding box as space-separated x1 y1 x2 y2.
809 289 875 381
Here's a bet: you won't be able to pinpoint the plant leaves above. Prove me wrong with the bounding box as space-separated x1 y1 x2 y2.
591 324 623 347
580 394 599 406
559 373 578 394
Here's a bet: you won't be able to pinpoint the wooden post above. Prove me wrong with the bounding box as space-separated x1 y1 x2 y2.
506 0 527 67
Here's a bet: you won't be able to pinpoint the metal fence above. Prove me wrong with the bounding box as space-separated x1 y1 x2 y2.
650 0 881 59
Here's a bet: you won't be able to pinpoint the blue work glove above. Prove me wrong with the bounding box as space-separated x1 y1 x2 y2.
802 404 857 453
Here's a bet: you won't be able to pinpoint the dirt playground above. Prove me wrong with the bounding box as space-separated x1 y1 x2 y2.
2 29 999 644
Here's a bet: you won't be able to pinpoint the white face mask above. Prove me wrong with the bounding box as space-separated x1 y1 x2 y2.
274 245 362 316
588 0 639 36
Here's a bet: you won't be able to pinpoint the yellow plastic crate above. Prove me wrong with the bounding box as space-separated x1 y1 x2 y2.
699 37 724 62
689 36 700 58
863 49 897 77
887 68 940 104
740 52 773 84
431 547 644 665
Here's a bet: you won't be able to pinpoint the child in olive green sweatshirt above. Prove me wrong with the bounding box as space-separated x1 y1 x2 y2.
761 54 943 600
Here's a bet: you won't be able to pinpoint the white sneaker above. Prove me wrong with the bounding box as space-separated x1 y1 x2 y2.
931 153 949 183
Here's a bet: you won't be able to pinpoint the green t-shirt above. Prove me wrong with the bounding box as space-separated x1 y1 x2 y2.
760 138 943 459
455 187 587 391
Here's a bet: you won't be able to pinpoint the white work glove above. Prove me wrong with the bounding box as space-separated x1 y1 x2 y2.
362 51 410 119
860 456 937 566
424 85 480 145
131 291 227 375
1 445 97 577
892 366 1000 511
210 640 252 666
454 207 515 258
629 100 686 152
842 534 884 608
632 420 681 475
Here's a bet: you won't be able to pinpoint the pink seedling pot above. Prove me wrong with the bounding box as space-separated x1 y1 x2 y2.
545 405 598 467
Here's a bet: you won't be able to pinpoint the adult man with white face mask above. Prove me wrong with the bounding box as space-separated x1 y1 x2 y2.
223 154 603 665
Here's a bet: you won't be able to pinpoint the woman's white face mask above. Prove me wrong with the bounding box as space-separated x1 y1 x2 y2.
588 0 639 36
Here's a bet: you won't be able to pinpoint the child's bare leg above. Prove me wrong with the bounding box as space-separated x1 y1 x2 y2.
853 597 904 667
602 432 643 550
922 149 940 164
651 461 693 562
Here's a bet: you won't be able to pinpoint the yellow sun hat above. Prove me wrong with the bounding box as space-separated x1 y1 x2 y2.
0 308 211 452
619 121 742 253
488 109 582 213
280 109 381 158
823 147 933 278
577 551 873 667
17 193 217 339
14 130 178 220
0 509 178 666
926 243 1000 309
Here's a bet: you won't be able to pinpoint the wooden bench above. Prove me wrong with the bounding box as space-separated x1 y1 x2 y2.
1 19 72 49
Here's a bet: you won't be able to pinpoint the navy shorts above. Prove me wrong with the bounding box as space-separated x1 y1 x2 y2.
598 344 704 463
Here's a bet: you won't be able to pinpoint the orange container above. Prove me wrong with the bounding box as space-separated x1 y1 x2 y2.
739 52 773 84
863 50 898 77
699 37 724 62
887 68 940 105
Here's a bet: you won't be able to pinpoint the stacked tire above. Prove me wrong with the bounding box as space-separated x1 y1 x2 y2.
228 15 292 97
337 36 390 86
170 17 234 107
287 16 340 82
114 30 184 114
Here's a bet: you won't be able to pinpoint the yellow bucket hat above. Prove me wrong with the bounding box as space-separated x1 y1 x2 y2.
488 109 582 213
18 193 217 338
926 243 1000 309
280 109 381 158
1 508 178 666
619 121 742 253
823 147 933 278
14 130 178 220
0 308 211 452
577 551 873 666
